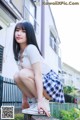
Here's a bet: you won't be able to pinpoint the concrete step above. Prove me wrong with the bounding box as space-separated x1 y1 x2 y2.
24 114 59 120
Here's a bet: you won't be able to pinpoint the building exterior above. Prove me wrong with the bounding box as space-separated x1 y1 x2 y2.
0 0 61 79
62 62 80 90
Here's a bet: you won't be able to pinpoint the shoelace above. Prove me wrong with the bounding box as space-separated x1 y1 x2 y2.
29 103 37 109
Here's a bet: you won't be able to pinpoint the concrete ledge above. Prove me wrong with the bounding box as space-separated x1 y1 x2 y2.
24 114 59 120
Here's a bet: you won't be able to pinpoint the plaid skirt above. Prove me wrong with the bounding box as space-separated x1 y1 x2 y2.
43 70 65 103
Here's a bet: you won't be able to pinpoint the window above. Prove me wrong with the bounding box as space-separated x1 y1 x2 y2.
10 0 24 15
62 71 67 74
50 31 58 54
0 26 3 30
0 45 4 73
24 0 37 31
33 0 40 2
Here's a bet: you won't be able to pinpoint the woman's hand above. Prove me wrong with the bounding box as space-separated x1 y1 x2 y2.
37 98 51 117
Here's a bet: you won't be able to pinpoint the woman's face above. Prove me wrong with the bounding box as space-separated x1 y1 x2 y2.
15 27 27 44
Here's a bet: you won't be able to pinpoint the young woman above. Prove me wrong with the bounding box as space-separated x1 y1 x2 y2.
13 21 65 117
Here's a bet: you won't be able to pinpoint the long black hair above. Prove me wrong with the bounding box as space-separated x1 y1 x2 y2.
13 22 42 61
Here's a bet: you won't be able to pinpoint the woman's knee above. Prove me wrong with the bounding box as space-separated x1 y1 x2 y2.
13 72 20 83
19 69 34 80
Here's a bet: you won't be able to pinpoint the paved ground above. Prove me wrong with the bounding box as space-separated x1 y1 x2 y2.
32 116 59 120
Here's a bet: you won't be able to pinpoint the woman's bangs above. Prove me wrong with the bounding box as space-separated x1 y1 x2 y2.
15 23 26 30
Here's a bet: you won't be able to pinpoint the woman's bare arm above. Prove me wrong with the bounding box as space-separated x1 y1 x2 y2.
31 62 43 100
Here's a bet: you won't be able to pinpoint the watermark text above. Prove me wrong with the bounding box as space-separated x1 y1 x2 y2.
34 1 79 5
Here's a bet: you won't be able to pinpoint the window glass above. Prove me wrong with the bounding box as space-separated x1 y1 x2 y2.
0 26 2 30
24 0 36 29
50 31 58 54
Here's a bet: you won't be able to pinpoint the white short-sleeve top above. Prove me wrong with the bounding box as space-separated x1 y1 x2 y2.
18 44 51 74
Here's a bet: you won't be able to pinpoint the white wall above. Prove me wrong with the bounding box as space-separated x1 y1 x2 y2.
44 5 59 73
0 24 18 79
0 29 6 47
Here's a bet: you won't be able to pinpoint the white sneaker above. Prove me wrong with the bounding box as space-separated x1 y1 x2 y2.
22 97 50 115
28 97 37 105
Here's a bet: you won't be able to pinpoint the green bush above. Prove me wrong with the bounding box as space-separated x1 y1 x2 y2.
63 86 75 94
10 114 24 120
50 102 78 118
60 108 80 120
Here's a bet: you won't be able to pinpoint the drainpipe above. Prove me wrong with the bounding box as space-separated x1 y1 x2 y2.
40 0 45 57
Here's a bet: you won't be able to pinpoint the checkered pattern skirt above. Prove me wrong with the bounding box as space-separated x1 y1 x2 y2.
43 70 65 103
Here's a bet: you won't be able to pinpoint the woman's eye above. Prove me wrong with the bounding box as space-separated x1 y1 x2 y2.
22 30 26 32
15 29 26 32
16 29 19 31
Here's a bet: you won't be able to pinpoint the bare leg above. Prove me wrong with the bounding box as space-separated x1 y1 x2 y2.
43 89 52 100
22 94 29 109
14 72 34 109
18 69 37 98
14 68 52 110
14 72 34 98
18 69 52 100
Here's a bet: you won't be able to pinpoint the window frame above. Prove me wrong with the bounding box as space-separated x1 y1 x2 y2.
0 26 3 30
0 45 4 73
50 30 58 54
24 0 37 31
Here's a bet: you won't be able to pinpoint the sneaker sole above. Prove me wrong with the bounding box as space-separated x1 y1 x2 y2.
22 109 50 115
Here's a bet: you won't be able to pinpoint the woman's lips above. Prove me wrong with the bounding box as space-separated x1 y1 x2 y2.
16 37 22 40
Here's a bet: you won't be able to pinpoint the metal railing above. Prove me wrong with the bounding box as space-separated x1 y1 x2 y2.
0 76 22 108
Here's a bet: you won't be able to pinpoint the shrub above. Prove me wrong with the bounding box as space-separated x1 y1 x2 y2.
10 114 24 120
63 86 74 94
60 108 80 120
50 102 78 118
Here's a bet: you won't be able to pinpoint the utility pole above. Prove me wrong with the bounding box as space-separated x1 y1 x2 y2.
40 0 45 57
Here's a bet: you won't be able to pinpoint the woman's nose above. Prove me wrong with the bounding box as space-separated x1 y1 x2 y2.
17 31 22 35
